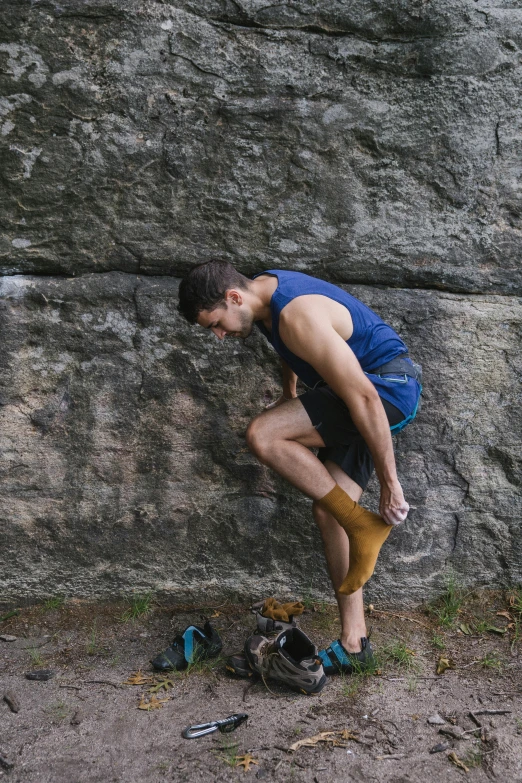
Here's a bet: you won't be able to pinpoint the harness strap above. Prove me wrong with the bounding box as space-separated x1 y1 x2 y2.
366 355 422 384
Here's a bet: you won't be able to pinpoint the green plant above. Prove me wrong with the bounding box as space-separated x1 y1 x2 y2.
380 641 419 672
214 738 240 768
43 596 65 611
480 651 502 672
472 619 491 635
508 588 522 650
431 632 445 649
341 672 364 698
407 675 418 693
120 592 154 622
463 746 483 768
509 588 522 615
28 647 44 667
429 576 465 628
300 583 316 611
177 652 226 679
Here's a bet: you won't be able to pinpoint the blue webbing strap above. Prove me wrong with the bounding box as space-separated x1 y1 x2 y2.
390 385 423 435
319 640 350 670
182 626 205 664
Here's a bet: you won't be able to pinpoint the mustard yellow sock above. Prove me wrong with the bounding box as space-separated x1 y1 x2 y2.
318 484 392 595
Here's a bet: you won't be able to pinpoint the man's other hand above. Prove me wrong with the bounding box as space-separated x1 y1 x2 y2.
379 481 409 526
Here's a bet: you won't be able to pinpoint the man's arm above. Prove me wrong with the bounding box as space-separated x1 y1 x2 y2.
266 359 298 409
279 302 408 525
282 359 297 400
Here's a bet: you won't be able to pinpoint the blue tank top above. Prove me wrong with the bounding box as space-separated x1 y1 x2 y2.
253 269 419 418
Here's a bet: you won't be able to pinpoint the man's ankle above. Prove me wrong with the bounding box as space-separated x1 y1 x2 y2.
340 634 366 653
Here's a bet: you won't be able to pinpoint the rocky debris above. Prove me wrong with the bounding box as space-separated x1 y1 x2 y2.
3 691 20 713
429 742 450 754
427 714 446 725
70 709 83 725
0 635 17 642
25 670 55 682
439 726 469 741
0 752 14 771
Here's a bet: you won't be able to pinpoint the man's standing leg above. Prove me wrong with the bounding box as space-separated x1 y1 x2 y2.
247 401 373 651
312 461 366 653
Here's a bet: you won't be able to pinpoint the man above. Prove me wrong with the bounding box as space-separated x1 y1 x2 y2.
176 260 422 674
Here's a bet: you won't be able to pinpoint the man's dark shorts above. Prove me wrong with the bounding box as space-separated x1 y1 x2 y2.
299 386 404 491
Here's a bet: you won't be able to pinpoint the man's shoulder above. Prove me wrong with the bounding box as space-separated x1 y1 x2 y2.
279 293 337 326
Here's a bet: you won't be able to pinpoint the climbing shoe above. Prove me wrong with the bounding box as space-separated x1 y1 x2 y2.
225 651 255 678
244 627 327 695
151 620 222 672
318 636 375 676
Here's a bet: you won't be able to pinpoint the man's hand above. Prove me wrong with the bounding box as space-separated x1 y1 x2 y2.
379 481 409 526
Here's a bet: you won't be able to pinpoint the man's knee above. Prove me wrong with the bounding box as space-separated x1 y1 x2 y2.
245 415 271 459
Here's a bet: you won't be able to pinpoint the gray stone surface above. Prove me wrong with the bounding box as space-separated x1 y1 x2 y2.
1 1 522 292
1 1 521 603
0 274 520 603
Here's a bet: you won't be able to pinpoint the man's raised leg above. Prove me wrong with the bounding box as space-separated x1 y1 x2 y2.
246 398 392 596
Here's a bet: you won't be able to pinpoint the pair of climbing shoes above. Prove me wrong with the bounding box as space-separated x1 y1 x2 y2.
151 620 222 672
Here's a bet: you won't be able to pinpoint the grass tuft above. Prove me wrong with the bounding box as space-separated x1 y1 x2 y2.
428 575 466 628
463 746 484 768
43 596 65 611
480 651 502 672
213 737 240 768
28 647 44 667
380 641 419 672
120 592 155 623
431 632 445 650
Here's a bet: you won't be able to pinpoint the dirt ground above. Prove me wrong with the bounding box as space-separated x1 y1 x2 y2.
1 590 521 783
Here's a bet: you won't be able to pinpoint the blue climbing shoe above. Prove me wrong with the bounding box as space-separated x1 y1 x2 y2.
151 620 222 672
318 637 375 676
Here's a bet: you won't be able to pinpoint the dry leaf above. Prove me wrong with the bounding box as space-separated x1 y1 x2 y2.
148 676 175 694
210 611 221 618
137 693 169 711
448 751 469 773
459 623 472 635
496 611 513 621
436 655 456 675
123 670 154 686
289 729 358 752
235 754 258 772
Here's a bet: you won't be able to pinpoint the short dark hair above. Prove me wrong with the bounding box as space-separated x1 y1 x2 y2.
178 260 250 324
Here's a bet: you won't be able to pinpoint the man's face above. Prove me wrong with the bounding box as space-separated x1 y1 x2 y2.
197 297 253 340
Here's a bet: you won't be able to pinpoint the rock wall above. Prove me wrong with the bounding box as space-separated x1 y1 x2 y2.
1 1 521 603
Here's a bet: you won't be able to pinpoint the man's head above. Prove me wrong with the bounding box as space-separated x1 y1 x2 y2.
178 259 254 339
